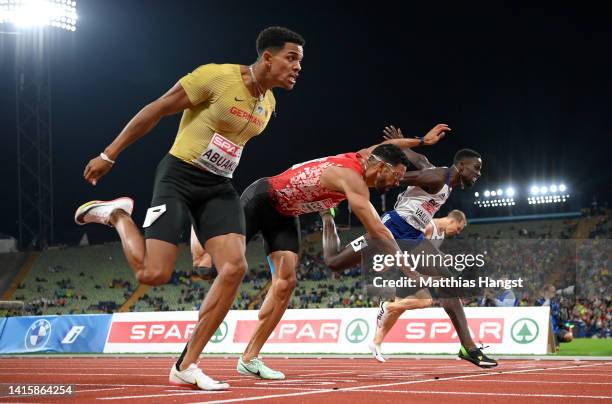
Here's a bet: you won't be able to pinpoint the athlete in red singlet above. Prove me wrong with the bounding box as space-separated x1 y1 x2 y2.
192 124 450 379
268 152 366 216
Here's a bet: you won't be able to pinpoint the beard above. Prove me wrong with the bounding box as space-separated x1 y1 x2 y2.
375 177 389 193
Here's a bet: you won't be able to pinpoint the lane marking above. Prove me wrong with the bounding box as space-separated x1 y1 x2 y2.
186 362 610 403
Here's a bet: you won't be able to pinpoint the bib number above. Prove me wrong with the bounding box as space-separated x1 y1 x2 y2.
192 133 243 178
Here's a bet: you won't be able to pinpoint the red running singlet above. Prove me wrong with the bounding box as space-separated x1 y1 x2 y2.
267 153 365 216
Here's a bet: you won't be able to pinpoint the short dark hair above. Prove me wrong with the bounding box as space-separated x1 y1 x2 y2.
453 148 481 164
448 209 467 224
370 144 411 168
256 26 305 56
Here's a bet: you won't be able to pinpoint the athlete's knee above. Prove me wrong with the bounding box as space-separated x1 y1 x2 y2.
217 257 247 284
323 255 344 271
137 266 172 286
274 274 297 300
440 297 461 311
393 297 433 311
418 297 433 309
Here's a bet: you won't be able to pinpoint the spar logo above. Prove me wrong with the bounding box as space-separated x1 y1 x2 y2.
210 321 228 343
24 319 52 350
511 318 539 344
345 319 369 343
234 319 341 343
107 321 196 343
385 318 504 343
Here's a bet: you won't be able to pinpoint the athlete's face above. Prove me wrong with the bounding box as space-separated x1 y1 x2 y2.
445 219 466 237
374 163 407 193
459 157 482 187
265 42 303 90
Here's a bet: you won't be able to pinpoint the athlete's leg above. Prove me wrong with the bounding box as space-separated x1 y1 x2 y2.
191 226 207 265
440 297 476 350
320 211 361 270
110 211 179 285
190 226 216 280
375 289 433 344
242 250 299 362
179 232 247 369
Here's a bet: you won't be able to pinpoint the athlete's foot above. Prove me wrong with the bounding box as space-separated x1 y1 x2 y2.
458 345 498 368
74 197 134 226
237 357 285 380
169 362 229 390
376 300 389 328
368 342 386 363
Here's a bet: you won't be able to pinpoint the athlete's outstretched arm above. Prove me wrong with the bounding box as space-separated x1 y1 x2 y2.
319 212 362 271
320 167 404 259
398 167 446 193
383 126 435 169
359 123 450 157
83 81 193 185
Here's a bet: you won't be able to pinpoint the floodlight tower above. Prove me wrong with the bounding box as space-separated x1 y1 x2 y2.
1 0 77 249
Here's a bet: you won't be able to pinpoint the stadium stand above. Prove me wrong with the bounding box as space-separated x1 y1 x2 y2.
2 212 609 339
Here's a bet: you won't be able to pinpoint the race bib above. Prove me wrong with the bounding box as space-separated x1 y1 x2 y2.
350 235 368 252
192 133 243 178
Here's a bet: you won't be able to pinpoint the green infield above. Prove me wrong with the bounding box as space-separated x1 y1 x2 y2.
557 338 612 356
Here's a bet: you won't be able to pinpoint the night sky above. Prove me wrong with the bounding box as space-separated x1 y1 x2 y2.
1 0 610 244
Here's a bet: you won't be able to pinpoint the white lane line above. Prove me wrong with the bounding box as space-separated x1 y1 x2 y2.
186 362 610 404
0 373 166 377
520 372 612 377
98 391 227 400
453 379 612 385
75 387 126 393
340 389 612 399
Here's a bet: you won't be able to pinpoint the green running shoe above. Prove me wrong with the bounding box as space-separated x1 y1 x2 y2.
458 345 498 368
237 357 285 380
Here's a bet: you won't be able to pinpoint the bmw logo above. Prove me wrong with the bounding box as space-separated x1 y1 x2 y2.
24 319 52 351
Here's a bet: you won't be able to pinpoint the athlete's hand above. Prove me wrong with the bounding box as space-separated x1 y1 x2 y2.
423 123 451 145
382 125 404 140
83 156 113 186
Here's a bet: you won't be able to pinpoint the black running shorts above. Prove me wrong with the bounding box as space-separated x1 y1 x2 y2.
242 178 300 255
144 154 245 245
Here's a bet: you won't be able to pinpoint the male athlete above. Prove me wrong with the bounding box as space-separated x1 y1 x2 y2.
372 210 467 359
191 124 451 379
73 27 305 390
319 126 497 368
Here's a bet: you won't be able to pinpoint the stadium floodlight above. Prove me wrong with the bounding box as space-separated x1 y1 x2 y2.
530 185 539 195
491 191 497 196
506 187 515 197
550 184 558 193
0 0 78 31
484 190 490 197
496 188 503 195
474 192 479 198
540 186 548 194
559 184 567 192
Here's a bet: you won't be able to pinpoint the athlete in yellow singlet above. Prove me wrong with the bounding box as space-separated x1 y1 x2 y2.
74 27 304 391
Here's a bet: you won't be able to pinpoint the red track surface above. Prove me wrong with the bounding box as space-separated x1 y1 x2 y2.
0 357 611 403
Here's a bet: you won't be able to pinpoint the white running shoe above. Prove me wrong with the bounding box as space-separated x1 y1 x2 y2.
368 342 386 363
74 197 134 226
169 363 229 390
376 300 389 328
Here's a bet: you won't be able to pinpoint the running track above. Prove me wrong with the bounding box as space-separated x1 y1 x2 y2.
0 357 611 403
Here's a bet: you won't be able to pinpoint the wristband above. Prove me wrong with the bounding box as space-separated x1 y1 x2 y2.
100 152 115 165
416 137 425 146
